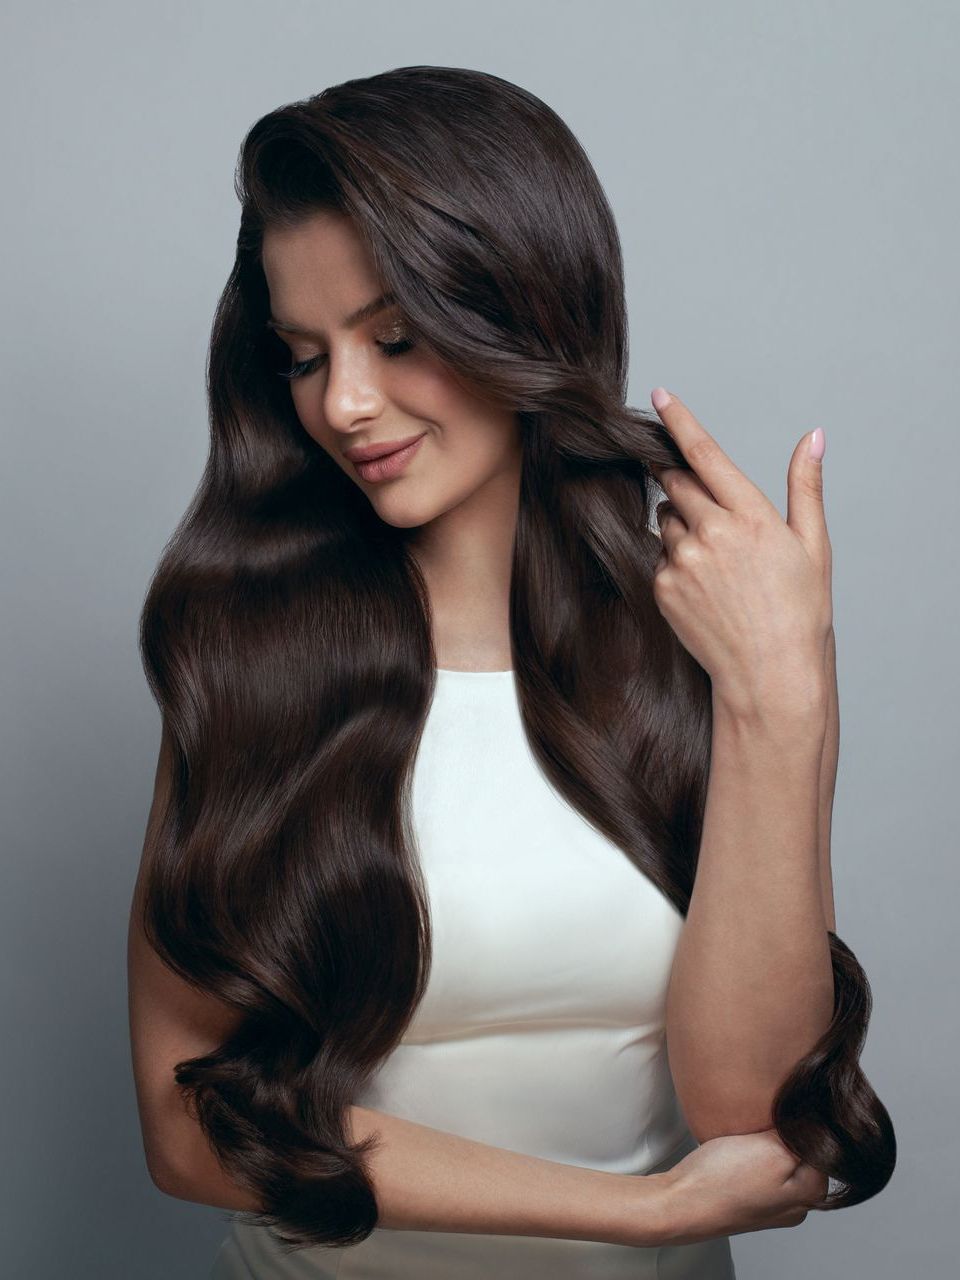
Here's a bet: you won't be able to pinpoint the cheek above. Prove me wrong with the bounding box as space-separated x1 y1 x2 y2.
427 409 521 501
288 394 355 480
288 385 320 434
392 361 458 419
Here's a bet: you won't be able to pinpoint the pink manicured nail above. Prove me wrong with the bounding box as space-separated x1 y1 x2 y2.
651 387 672 411
808 428 826 460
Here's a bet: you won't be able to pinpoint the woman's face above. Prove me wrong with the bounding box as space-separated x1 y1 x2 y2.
260 210 521 530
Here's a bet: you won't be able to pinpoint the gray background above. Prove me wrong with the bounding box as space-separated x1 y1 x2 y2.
2 1 956 1275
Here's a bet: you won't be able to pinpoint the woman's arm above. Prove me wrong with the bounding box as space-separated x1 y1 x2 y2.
664 682 837 1144
644 391 840 1140
157 1097 672 1246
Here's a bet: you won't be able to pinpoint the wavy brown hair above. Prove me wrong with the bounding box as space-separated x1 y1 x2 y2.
136 64 895 1250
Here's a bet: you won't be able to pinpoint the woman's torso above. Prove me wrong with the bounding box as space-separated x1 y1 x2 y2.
210 668 735 1279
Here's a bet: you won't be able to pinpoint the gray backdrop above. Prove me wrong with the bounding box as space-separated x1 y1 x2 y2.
2 1 956 1276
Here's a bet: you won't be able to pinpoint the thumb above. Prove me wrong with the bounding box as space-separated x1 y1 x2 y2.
786 427 827 542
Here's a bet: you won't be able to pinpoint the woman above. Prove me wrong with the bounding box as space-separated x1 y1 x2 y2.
127 66 895 1279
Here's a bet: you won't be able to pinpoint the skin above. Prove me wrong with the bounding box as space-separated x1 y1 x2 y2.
260 210 520 672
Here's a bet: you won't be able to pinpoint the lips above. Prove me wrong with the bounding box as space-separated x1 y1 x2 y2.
343 433 427 464
349 433 426 483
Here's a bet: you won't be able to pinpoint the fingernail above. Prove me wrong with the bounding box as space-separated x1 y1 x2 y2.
651 387 672 411
808 428 826 461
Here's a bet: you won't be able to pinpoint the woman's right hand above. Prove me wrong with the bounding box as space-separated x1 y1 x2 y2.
655 1128 829 1244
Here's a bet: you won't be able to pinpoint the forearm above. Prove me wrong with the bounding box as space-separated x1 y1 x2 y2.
817 627 839 933
666 689 836 1142
156 1102 674 1247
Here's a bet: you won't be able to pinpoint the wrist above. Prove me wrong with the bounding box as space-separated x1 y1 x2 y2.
607 1170 679 1248
711 671 829 736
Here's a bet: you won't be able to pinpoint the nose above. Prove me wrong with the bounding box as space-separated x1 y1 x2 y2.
322 348 385 437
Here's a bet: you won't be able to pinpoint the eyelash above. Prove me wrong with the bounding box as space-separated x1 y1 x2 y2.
275 335 417 381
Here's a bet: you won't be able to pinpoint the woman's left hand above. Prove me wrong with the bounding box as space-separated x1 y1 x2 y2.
646 388 833 720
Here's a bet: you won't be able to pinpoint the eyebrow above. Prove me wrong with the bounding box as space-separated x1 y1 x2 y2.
266 291 397 338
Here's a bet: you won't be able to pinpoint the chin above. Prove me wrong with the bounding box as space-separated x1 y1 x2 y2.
365 491 439 530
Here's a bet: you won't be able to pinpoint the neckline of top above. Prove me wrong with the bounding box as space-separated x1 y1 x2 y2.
434 667 514 676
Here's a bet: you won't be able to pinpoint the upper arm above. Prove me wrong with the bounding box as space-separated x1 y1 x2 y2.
126 724 243 1192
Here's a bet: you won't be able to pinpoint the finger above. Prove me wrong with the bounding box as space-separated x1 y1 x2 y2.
660 499 686 560
653 463 719 531
655 498 687 554
650 388 771 514
787 1162 828 1200
785 427 828 549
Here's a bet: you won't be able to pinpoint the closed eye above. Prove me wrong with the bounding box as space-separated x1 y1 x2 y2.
276 335 417 382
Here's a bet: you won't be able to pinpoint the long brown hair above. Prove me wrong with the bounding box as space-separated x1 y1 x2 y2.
137 65 895 1250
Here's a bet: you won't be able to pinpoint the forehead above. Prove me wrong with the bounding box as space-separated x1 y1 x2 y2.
261 210 380 306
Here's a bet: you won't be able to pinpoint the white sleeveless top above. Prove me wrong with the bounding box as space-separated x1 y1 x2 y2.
211 668 735 1279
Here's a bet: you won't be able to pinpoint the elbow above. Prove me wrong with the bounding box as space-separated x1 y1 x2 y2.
144 1144 193 1201
683 1107 775 1145
673 1075 779 1145
681 1099 777 1146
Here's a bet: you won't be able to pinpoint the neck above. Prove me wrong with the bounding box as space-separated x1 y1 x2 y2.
408 466 518 672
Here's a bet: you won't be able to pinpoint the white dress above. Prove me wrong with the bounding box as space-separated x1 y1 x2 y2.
210 667 736 1279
